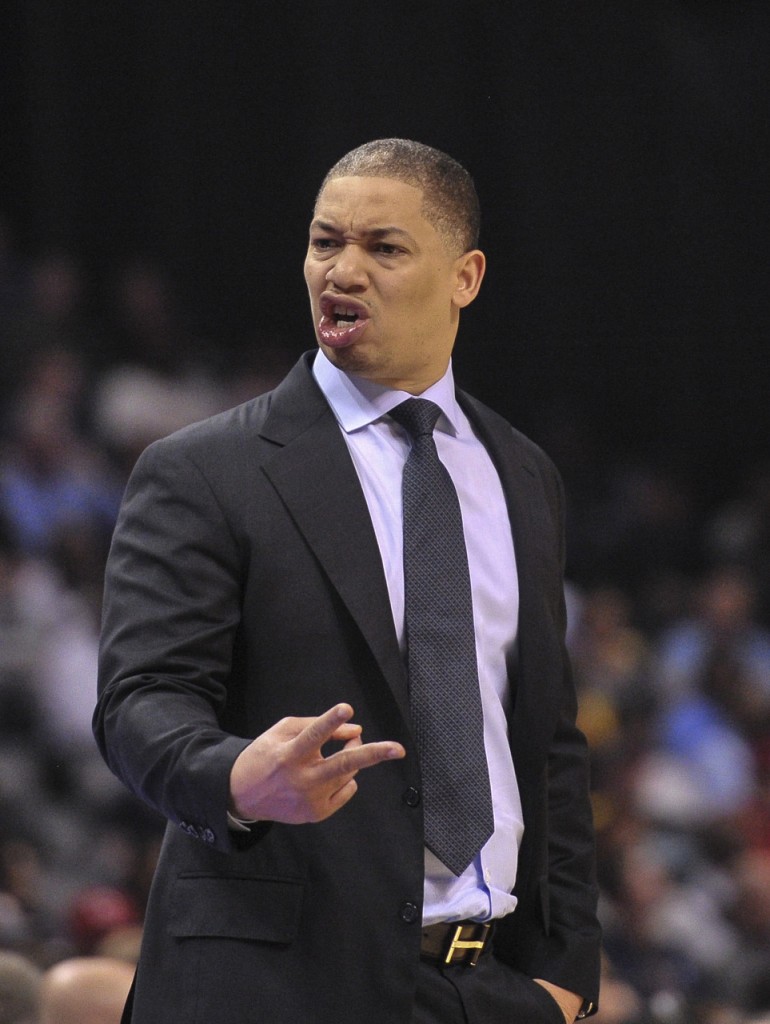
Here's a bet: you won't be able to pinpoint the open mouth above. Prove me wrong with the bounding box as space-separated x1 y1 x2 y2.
331 305 361 327
318 298 370 348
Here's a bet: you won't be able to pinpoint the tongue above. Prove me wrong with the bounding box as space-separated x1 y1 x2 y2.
318 314 369 348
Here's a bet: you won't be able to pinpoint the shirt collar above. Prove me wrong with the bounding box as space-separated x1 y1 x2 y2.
312 349 463 436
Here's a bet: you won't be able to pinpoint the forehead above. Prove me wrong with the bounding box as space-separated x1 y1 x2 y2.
312 175 431 233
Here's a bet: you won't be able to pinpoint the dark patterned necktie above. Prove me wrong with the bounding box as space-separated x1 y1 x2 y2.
390 398 494 876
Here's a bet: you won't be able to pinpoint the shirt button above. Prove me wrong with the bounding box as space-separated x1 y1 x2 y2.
403 787 421 807
399 901 420 924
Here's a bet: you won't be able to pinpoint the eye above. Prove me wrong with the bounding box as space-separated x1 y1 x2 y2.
310 236 340 252
374 243 402 256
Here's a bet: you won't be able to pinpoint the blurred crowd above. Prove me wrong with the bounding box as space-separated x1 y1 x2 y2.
1 226 769 1024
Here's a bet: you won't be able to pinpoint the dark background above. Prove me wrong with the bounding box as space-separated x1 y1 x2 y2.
2 10 770 1009
2 1 768 506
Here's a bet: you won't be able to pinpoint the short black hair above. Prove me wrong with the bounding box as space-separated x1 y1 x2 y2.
318 139 480 255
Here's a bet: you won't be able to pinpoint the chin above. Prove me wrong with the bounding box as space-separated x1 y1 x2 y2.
323 341 364 366
327 345 383 382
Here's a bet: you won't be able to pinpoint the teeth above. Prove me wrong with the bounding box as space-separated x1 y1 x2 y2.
329 303 359 328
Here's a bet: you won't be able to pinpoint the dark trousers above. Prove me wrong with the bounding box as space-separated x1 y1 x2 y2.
412 954 565 1024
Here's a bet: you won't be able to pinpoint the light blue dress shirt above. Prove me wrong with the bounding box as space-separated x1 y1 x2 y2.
313 350 523 926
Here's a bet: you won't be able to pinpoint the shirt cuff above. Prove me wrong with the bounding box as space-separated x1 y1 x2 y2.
227 811 259 832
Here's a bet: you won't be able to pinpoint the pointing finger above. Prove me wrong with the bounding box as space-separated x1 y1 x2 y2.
320 740 405 780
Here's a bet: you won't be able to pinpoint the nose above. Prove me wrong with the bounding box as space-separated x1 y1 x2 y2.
325 243 368 291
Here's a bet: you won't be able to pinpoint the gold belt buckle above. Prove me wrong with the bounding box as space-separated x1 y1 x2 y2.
443 923 490 967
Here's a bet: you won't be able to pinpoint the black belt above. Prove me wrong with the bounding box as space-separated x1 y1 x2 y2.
420 921 493 967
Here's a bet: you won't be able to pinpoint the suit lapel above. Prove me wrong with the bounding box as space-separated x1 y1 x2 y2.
257 356 410 722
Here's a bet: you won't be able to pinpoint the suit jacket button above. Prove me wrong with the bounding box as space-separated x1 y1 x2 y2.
403 787 420 807
399 902 420 924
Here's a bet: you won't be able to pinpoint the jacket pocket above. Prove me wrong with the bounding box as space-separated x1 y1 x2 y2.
170 874 304 943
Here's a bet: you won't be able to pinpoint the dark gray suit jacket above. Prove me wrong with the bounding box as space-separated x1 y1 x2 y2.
95 353 600 1023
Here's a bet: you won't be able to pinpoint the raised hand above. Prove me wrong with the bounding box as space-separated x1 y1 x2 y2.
228 703 405 824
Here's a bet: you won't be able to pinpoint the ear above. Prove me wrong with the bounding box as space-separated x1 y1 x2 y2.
452 249 486 309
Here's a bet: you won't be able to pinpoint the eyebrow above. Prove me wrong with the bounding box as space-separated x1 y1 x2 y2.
309 220 416 244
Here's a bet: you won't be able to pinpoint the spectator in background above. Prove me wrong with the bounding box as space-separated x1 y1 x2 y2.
647 567 770 826
103 259 215 376
654 566 770 709
0 348 121 808
570 586 654 768
659 646 763 815
39 957 134 1024
575 465 699 590
31 517 118 808
0 950 41 1024
5 252 102 380
704 466 770 625
0 346 121 559
92 259 228 473
731 739 770 854
65 888 140 960
725 851 770 1015
0 514 44 752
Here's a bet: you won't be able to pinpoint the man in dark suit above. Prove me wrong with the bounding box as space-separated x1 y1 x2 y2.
94 139 600 1023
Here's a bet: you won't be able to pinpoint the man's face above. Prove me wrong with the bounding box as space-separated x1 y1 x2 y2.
304 175 483 394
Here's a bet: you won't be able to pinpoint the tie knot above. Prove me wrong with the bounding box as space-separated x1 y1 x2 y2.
390 398 442 439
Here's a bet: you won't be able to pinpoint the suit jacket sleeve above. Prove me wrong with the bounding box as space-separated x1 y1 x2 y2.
94 435 253 853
